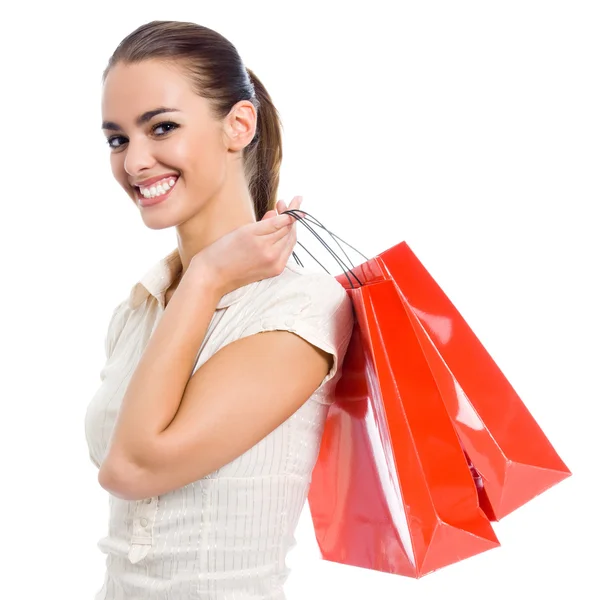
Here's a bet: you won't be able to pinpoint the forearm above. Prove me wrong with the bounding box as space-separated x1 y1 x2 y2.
100 259 220 477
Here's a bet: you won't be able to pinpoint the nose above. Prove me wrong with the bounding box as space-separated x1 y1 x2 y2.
123 137 156 177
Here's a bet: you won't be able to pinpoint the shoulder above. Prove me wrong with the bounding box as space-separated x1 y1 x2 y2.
237 260 355 352
250 260 351 319
193 261 356 395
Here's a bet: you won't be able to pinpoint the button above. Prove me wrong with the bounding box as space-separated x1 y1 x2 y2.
145 497 152 504
140 518 148 527
285 318 294 327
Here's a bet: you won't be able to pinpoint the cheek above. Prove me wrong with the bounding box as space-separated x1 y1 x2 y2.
176 136 226 188
110 154 129 191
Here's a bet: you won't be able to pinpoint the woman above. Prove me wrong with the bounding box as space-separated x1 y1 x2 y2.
84 20 354 600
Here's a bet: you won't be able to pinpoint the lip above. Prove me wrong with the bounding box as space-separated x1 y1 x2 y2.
136 178 177 208
132 173 179 188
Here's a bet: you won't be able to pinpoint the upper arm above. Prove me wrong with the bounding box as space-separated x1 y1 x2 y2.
110 274 354 501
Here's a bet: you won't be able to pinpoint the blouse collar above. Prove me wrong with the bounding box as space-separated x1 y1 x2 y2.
127 247 258 310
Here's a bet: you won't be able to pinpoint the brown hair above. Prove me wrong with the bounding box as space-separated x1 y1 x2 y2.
102 20 283 220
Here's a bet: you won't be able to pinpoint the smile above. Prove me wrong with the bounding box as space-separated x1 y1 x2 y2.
136 177 178 207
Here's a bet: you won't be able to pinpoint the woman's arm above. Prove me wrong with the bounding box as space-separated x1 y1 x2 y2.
99 208 299 492
98 201 345 502
98 260 338 502
102 329 333 501
97 269 343 502
98 261 222 494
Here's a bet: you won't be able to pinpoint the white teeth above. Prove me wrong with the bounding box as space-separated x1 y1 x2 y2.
139 177 177 199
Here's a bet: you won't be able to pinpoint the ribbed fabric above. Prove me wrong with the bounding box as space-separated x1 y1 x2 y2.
85 248 354 599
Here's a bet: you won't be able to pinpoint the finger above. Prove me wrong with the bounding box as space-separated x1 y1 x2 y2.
283 196 305 219
259 223 293 251
271 217 297 257
262 199 290 221
253 212 294 236
283 196 299 211
265 212 296 244
276 199 287 214
274 207 298 244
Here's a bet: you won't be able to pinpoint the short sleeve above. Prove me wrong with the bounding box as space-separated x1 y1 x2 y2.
238 272 355 398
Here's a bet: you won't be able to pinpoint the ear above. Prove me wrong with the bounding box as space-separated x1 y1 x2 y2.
223 100 257 151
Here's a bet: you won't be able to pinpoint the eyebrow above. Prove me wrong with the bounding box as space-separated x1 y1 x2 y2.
101 107 181 131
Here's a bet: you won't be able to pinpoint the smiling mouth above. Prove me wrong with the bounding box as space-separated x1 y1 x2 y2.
135 177 178 207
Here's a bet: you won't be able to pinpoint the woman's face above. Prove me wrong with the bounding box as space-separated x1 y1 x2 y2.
101 60 231 226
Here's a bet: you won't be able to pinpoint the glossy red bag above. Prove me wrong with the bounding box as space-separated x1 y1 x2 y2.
289 212 570 577
371 242 572 520
306 271 500 578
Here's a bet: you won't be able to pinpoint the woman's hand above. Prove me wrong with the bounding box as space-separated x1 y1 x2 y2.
190 196 304 298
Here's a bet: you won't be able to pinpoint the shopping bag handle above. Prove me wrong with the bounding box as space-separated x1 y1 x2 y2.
282 208 368 289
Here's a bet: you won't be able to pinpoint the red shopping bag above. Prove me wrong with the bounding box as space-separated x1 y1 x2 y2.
307 274 500 578
288 209 570 577
371 242 572 520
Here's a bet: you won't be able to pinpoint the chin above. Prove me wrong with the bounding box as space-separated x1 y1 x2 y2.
141 220 173 231
138 206 180 230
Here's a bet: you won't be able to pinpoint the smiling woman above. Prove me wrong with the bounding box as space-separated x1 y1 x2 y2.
85 19 354 600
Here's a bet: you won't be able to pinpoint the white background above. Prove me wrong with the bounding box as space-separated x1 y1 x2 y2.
1 1 597 598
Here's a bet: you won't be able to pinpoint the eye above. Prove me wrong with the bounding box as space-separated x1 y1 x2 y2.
106 135 127 150
152 121 179 136
104 121 179 151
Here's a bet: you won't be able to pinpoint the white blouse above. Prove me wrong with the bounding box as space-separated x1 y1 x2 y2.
85 248 354 600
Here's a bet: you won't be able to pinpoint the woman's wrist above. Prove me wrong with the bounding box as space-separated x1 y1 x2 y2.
188 255 224 304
